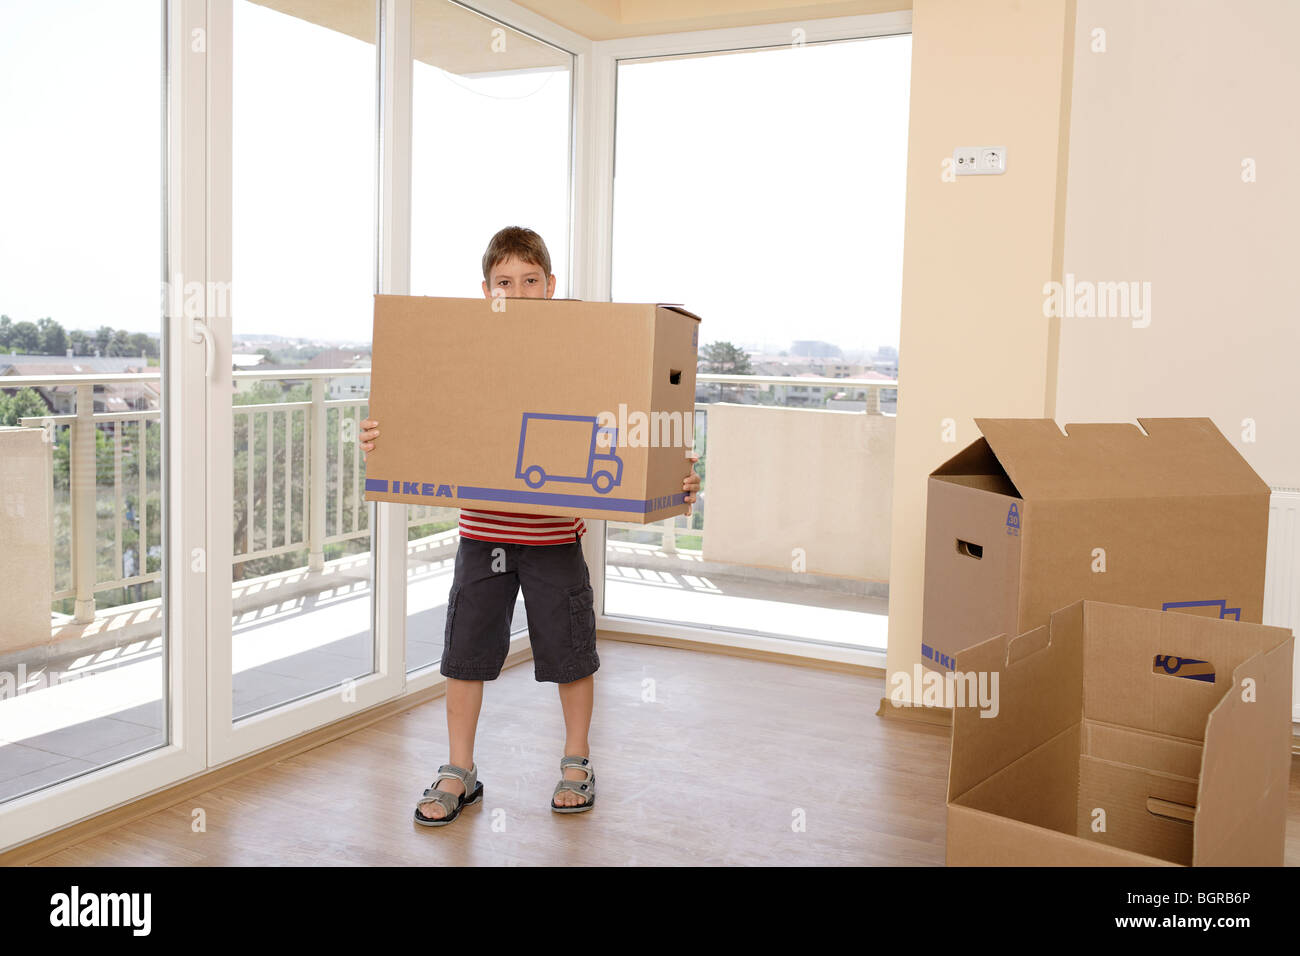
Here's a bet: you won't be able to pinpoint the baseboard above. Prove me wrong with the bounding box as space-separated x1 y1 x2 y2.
875 696 953 727
599 629 886 678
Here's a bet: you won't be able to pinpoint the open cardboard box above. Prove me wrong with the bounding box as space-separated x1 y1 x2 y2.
946 600 1294 866
362 295 701 523
921 418 1270 672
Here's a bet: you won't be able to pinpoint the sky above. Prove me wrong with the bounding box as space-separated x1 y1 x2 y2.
0 1 910 356
0 0 163 340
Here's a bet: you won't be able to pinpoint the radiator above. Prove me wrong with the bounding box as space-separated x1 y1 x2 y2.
1263 488 1300 722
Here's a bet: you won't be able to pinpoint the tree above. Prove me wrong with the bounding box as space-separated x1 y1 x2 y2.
128 331 155 358
9 320 40 353
94 326 113 355
700 340 753 403
37 317 66 356
0 315 11 350
68 330 90 355
231 381 320 580
0 387 50 426
108 329 132 356
701 341 753 375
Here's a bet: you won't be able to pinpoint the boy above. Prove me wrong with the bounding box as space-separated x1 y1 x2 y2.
358 226 701 824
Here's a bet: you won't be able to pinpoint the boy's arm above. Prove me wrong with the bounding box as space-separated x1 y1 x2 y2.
683 455 701 513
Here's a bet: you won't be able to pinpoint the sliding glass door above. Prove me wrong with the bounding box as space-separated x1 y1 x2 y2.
606 33 911 654
0 0 584 849
0 0 174 802
207 0 404 764
403 0 573 674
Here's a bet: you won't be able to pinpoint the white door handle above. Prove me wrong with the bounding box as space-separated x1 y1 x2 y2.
190 317 215 379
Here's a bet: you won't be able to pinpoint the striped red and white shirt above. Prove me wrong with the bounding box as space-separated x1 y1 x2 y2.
458 508 587 546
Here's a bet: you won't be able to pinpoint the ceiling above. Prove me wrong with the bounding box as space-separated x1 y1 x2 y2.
512 0 911 40
249 0 909 73
249 0 570 74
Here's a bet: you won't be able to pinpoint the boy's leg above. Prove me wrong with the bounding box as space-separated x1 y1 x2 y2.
555 675 594 807
438 535 521 681
417 677 484 819
421 537 519 820
445 679 485 772
515 535 598 683
516 535 598 807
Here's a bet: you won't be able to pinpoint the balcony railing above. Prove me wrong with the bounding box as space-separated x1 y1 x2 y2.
7 368 897 623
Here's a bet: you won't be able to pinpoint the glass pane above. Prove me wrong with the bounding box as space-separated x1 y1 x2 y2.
0 0 167 801
608 36 911 652
403 0 572 672
231 0 377 718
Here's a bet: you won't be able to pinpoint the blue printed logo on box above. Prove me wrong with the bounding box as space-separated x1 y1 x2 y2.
1005 502 1020 536
1153 654 1216 683
1161 598 1241 621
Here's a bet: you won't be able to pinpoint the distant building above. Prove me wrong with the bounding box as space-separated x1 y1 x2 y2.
304 349 370 400
870 346 899 379
0 355 159 415
790 340 843 359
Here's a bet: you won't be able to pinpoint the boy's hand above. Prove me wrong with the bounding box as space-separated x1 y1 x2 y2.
683 454 701 515
359 418 379 459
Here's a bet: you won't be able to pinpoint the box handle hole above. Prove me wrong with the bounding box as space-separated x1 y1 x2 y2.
956 539 983 559
1146 797 1195 824
1152 654 1216 683
669 369 682 385
1004 625 1051 667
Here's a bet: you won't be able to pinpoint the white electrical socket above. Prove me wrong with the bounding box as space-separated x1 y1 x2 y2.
954 145 1006 175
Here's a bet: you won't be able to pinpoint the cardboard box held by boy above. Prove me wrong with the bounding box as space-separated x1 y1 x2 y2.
362 295 701 523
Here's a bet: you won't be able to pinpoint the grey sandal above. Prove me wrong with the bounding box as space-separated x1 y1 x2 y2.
414 762 483 827
551 755 596 813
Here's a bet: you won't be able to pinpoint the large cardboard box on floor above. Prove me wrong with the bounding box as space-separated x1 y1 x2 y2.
946 600 1294 866
920 418 1269 673
362 295 701 523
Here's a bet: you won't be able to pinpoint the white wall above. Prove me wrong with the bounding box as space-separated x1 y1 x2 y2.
1056 0 1300 489
884 0 1077 693
704 404 894 580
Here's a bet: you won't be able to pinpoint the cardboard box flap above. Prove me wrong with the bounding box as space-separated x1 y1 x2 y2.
1192 635 1294 866
971 417 1268 500
656 303 704 322
931 437 1022 490
947 602 1085 803
1081 601 1290 741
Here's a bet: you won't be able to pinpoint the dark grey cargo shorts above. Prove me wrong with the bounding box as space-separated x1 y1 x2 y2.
439 531 599 684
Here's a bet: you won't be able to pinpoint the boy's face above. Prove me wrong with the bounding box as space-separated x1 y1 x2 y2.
482 254 556 300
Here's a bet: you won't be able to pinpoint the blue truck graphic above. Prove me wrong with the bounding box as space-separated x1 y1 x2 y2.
1161 598 1241 621
515 413 624 494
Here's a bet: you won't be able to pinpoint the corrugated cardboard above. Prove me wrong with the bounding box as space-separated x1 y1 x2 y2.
362 295 701 523
0 427 53 653
920 418 1269 672
946 600 1294 866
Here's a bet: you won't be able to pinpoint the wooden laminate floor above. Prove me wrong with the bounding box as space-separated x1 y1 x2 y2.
28 640 1300 866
